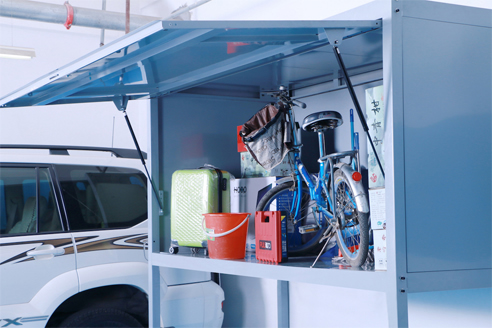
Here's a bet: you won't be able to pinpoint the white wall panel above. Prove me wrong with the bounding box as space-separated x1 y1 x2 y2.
289 282 388 328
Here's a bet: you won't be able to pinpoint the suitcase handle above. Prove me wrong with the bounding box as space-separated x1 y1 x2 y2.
201 214 249 238
198 165 226 213
213 168 224 213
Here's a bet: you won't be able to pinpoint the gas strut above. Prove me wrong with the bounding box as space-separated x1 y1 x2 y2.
332 45 385 179
123 110 164 215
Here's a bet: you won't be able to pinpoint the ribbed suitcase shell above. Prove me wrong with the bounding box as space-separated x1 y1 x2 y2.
170 169 230 248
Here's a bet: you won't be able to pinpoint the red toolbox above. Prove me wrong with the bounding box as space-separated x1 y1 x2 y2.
255 211 287 263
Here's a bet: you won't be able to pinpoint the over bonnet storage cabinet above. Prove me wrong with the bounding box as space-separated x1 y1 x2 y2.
0 1 490 327
147 3 491 326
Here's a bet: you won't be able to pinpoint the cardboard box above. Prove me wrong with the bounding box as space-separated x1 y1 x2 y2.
230 177 282 252
373 229 387 271
240 151 293 178
369 188 386 230
365 85 385 188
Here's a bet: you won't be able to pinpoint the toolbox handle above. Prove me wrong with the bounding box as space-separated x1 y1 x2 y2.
201 215 249 238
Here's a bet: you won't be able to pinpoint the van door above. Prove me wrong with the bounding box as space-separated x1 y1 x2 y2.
54 165 148 291
0 166 77 321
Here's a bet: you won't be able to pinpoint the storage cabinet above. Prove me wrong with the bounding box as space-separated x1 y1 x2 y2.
1 1 490 327
147 1 492 326
149 2 491 326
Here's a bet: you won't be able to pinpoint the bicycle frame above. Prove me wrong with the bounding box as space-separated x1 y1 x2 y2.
283 101 360 231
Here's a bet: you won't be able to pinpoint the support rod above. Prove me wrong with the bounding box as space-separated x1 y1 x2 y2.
123 110 163 214
332 46 385 178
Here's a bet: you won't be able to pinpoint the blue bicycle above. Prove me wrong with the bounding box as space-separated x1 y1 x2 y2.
254 87 370 267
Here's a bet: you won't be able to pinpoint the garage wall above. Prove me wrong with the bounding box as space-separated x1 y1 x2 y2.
0 0 147 150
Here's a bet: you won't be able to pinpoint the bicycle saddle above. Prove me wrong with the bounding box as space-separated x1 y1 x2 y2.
302 111 343 132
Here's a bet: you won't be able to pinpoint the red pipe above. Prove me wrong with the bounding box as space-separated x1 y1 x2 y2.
63 1 74 29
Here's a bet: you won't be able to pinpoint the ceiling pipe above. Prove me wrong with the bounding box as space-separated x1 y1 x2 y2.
166 0 212 20
0 0 213 32
0 0 158 31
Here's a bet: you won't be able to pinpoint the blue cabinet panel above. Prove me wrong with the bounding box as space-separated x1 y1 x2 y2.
403 17 492 272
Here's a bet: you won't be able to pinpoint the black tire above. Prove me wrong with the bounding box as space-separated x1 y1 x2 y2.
169 246 178 255
59 307 143 328
256 181 328 256
333 168 369 267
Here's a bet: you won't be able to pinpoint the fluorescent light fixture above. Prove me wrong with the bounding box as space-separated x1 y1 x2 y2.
0 45 36 60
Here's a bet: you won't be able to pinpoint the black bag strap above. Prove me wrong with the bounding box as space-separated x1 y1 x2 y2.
199 164 227 213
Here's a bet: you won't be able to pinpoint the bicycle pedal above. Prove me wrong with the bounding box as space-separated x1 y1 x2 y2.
298 224 320 234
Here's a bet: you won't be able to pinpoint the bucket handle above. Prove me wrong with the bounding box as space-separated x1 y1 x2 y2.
201 214 249 238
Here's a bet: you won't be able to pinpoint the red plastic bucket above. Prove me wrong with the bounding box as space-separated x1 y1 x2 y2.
202 213 250 260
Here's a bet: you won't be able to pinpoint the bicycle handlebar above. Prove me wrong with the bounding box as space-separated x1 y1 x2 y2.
265 87 306 109
293 99 307 109
278 93 306 109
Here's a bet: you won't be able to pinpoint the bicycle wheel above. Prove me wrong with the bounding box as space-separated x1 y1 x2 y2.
256 181 329 256
333 166 369 267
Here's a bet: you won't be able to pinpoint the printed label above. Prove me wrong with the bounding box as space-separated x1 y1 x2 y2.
281 215 287 258
369 188 386 229
234 186 247 194
259 240 272 250
366 85 385 188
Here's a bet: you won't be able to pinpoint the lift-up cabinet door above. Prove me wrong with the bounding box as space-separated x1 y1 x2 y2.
0 20 382 108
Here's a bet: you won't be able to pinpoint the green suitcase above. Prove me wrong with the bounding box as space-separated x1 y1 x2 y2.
169 168 230 254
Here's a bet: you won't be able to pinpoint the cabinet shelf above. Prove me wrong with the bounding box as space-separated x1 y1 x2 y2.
151 252 389 292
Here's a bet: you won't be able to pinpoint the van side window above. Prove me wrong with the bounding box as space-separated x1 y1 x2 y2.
55 165 147 231
0 167 62 236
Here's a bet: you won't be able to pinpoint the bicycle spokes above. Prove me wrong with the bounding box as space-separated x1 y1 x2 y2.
336 181 361 255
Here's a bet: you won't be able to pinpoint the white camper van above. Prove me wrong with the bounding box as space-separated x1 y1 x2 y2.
0 145 224 328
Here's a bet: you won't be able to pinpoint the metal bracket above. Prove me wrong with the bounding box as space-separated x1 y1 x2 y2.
113 94 129 112
277 280 290 328
399 276 408 293
49 148 69 156
323 28 347 46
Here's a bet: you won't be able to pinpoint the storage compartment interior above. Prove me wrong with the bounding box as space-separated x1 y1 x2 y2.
155 29 384 266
